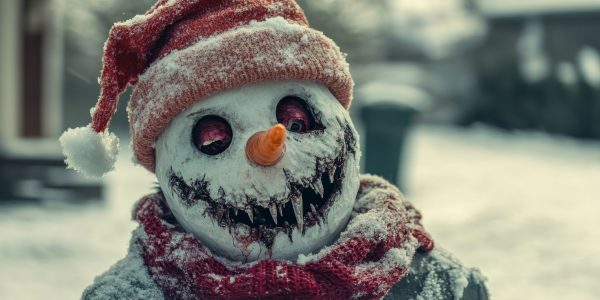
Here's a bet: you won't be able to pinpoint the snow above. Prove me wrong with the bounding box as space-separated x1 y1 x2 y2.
417 269 444 300
0 153 154 300
428 249 471 299
407 125 600 300
247 16 303 33
384 247 483 300
2 124 600 299
59 125 119 178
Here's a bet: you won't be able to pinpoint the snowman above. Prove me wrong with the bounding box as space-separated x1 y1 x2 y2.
60 0 488 299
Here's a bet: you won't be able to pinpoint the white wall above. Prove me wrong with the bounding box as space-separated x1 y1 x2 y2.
0 0 22 139
42 0 65 137
0 0 65 139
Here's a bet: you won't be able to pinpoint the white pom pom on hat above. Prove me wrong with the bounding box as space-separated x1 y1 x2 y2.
59 125 119 178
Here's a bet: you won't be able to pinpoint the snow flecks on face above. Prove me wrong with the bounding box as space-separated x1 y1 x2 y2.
155 80 360 262
158 82 356 209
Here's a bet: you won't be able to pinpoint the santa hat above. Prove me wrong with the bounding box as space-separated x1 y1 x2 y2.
59 0 353 178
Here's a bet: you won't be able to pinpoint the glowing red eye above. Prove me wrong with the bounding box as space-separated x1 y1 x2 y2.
192 116 232 155
276 97 314 133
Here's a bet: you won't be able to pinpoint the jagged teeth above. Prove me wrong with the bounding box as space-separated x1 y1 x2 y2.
328 166 336 183
310 203 317 214
245 207 254 224
234 209 238 217
188 191 197 202
269 204 278 224
313 180 324 198
258 225 264 239
278 204 284 216
216 205 226 222
290 192 304 233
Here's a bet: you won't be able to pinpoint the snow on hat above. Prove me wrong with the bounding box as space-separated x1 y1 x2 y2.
59 0 354 178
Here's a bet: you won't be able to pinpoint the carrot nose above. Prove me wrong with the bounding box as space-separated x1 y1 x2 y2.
246 124 287 166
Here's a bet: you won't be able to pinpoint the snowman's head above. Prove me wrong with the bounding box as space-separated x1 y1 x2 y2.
155 80 360 262
57 1 357 262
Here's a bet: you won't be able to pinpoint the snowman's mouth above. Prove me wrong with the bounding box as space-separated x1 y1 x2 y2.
168 160 344 235
167 124 357 247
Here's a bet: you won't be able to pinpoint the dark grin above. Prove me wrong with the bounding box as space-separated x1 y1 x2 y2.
167 124 357 247
169 159 344 232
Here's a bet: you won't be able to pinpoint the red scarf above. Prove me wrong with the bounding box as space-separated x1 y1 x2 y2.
133 175 433 300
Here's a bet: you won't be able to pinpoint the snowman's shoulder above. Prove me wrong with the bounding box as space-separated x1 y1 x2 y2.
81 239 164 300
383 248 489 300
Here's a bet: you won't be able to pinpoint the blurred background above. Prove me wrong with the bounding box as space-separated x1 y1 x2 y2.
1 0 599 299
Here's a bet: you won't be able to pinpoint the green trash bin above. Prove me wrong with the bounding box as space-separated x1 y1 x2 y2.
358 83 429 190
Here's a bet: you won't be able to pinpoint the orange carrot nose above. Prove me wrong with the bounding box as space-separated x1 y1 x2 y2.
246 124 287 166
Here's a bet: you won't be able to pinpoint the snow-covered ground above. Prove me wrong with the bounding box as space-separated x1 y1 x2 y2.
407 126 600 300
1 125 599 299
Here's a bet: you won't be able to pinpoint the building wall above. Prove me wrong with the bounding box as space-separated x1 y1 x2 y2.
465 10 600 138
41 0 65 137
0 0 22 139
0 0 64 139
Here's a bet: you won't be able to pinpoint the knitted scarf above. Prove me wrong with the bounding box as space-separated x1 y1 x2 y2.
133 175 434 300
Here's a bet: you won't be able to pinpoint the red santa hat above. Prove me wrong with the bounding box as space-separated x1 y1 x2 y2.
59 0 354 178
